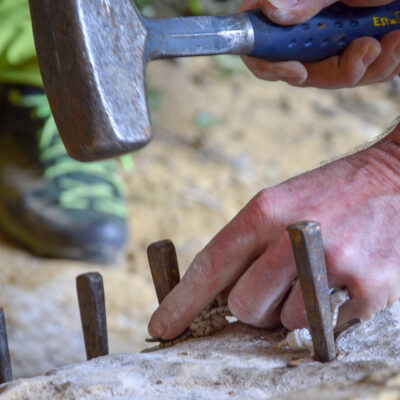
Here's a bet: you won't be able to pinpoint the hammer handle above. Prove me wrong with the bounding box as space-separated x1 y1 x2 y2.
247 1 400 62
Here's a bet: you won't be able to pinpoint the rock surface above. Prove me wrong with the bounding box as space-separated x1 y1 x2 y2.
2 303 400 399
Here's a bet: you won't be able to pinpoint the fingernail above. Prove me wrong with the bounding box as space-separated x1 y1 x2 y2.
286 73 307 86
148 314 167 338
362 43 381 67
271 64 307 85
267 0 298 10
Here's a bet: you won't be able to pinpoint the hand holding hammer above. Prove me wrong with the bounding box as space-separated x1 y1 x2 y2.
29 0 400 161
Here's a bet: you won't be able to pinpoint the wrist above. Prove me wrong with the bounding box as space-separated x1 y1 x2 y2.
364 130 400 191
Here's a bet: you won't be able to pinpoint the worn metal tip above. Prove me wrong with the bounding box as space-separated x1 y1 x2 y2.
147 240 175 256
287 220 336 363
76 272 103 285
287 220 320 234
76 271 108 361
147 239 181 305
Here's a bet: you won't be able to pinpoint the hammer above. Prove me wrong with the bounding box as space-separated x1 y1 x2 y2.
29 1 400 161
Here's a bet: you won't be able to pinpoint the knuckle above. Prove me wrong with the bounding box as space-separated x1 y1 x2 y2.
327 242 357 276
188 250 216 289
242 189 277 232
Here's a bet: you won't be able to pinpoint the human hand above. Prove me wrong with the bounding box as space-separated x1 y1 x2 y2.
239 0 400 88
148 125 400 340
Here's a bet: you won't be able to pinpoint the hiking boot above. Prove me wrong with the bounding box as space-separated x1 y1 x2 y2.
0 84 128 264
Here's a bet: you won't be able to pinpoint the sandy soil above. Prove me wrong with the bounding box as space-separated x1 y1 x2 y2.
0 57 399 378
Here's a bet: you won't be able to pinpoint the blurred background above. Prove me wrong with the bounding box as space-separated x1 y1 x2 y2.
1 0 400 378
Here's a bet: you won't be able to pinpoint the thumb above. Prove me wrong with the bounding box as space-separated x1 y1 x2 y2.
259 0 337 25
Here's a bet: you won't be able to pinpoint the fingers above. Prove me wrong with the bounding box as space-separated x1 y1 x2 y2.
240 0 310 85
280 266 345 330
240 0 395 26
281 284 386 332
336 274 393 325
280 281 308 330
359 31 400 85
242 56 308 85
240 0 336 26
281 263 394 331
239 0 399 88
303 32 400 89
336 293 389 326
228 234 297 328
302 37 382 88
242 36 391 88
225 225 390 332
259 0 336 25
148 189 284 339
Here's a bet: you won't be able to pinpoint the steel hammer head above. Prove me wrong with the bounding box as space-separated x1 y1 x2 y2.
29 0 151 161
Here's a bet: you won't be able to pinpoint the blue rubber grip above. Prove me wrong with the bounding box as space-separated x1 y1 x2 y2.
247 1 400 62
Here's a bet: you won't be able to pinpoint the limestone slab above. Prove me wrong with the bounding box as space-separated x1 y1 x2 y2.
2 303 400 400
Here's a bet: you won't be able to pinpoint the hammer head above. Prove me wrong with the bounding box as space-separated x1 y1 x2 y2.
29 0 151 161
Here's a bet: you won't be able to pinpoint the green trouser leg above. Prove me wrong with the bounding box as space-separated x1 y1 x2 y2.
0 0 42 87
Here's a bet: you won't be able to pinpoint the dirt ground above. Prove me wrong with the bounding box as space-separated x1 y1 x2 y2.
0 57 399 378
